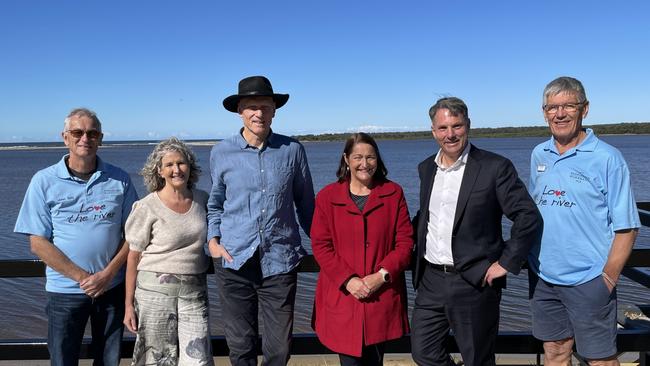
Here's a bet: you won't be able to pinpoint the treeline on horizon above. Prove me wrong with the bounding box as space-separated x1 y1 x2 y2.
293 122 650 141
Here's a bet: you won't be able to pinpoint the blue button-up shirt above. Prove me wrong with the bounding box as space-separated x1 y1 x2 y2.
207 130 315 277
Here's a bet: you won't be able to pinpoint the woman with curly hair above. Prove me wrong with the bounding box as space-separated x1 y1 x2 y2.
124 137 214 365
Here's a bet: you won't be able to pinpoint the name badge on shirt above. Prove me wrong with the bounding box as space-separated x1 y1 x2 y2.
537 164 546 172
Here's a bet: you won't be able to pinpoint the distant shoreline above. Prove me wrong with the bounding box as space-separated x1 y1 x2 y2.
2 122 649 149
0 140 221 151
294 122 650 141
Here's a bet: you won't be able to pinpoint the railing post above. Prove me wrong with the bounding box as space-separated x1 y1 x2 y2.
640 351 649 366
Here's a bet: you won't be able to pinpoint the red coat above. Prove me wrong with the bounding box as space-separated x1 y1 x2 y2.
311 179 414 356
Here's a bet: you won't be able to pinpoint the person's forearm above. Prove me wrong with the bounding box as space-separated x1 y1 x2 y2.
125 249 141 306
103 239 129 276
29 235 89 283
603 229 638 283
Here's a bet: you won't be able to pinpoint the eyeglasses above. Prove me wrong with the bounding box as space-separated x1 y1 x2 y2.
542 102 586 114
65 129 102 140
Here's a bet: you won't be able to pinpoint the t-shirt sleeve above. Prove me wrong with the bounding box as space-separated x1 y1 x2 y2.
121 176 139 226
14 173 53 239
607 161 641 231
125 200 153 251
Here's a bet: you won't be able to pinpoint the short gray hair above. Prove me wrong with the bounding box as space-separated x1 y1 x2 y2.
64 108 102 131
543 76 588 105
141 137 201 192
428 97 471 127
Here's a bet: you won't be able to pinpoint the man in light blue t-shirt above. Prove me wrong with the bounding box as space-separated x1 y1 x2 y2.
14 108 138 366
528 77 640 366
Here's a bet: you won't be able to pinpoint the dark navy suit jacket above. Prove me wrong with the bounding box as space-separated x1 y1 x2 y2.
412 144 543 289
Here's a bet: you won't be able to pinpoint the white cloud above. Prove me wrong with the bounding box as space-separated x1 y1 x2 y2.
347 124 414 133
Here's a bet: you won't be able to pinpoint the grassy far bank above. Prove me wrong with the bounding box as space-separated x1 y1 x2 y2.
293 122 650 141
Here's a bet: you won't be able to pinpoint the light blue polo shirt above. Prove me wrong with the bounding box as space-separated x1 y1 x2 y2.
14 155 138 293
528 129 640 286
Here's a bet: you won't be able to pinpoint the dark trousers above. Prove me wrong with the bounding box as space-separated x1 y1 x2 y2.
411 264 501 366
214 255 298 366
338 343 386 366
46 283 125 366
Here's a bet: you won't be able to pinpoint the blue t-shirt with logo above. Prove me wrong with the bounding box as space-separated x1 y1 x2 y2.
14 155 138 293
528 129 640 286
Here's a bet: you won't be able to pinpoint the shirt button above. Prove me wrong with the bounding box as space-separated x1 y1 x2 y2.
262 189 266 193
262 209 265 213
261 169 264 172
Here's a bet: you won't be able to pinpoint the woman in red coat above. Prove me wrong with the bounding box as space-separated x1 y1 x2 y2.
311 132 414 365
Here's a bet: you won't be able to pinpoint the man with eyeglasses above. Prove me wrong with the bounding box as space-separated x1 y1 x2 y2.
528 77 640 366
15 108 138 366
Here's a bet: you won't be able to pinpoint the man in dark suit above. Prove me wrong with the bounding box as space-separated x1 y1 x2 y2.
410 97 542 366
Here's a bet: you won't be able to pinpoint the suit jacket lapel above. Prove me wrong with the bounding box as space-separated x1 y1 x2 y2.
421 162 437 214
418 158 437 259
453 145 481 233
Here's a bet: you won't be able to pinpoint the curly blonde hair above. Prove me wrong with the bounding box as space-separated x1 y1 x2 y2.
141 137 201 192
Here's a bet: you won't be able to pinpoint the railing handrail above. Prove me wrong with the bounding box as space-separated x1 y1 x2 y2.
2 248 650 278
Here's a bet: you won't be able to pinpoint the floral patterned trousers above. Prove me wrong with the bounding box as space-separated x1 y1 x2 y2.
132 271 214 366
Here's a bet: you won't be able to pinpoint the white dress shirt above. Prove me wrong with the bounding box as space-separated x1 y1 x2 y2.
424 144 470 266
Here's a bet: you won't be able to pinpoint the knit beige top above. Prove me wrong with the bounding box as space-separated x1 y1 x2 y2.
125 190 209 274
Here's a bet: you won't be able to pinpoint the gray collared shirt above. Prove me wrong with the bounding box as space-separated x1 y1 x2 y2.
207 130 315 277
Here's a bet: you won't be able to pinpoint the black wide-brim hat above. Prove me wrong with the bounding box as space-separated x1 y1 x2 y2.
223 76 289 113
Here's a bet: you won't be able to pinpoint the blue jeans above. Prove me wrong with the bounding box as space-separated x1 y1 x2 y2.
46 283 125 366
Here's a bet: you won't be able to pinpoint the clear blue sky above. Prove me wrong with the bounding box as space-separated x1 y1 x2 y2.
1 0 649 142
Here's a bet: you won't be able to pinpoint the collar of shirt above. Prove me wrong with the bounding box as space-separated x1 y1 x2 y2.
434 143 470 171
55 155 106 180
236 128 276 150
544 128 598 155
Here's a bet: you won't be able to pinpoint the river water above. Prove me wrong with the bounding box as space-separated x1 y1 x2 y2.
1 135 649 339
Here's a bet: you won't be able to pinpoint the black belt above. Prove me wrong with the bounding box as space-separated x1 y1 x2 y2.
428 262 457 273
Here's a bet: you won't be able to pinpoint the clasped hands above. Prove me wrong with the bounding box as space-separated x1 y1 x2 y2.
345 272 384 300
79 269 113 299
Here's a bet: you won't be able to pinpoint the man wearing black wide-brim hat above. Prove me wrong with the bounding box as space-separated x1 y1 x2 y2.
207 76 315 365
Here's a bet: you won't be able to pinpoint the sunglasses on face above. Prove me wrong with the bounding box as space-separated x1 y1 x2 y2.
65 129 102 140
